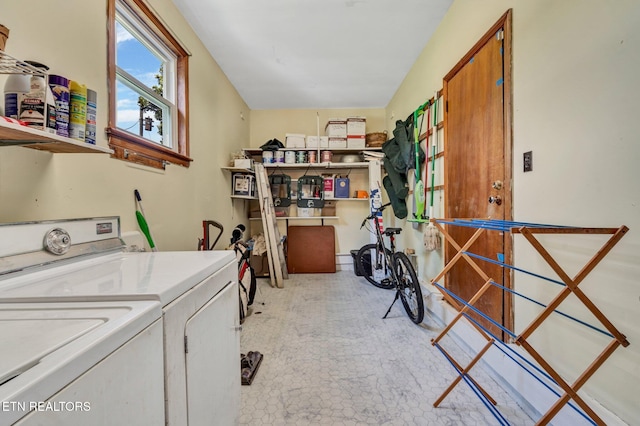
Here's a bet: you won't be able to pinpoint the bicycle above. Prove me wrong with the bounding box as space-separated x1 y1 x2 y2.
356 202 425 324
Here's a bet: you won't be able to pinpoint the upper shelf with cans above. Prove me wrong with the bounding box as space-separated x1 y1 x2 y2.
0 51 111 154
242 147 383 170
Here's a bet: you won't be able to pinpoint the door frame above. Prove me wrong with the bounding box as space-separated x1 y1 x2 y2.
442 9 514 335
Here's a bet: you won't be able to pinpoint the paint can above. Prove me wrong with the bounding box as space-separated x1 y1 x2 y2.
273 150 284 163
296 150 307 164
308 150 317 164
321 150 333 162
48 75 70 138
262 151 273 163
284 150 296 164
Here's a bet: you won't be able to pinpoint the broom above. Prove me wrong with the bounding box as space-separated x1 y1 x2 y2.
424 92 441 251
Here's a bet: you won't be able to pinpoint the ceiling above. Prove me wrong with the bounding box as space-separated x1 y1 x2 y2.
171 0 453 110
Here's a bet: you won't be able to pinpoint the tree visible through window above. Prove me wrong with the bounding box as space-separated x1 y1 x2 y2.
107 0 191 169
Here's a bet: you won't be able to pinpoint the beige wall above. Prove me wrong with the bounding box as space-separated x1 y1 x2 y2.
0 0 250 250
389 0 640 423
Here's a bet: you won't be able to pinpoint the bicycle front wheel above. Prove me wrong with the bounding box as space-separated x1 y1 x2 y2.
392 252 425 324
355 244 394 289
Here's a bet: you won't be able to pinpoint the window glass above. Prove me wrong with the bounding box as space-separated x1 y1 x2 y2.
107 0 191 169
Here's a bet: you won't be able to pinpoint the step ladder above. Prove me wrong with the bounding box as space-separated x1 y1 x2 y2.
254 163 288 288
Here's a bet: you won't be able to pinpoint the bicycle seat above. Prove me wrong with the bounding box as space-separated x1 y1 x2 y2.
383 227 402 236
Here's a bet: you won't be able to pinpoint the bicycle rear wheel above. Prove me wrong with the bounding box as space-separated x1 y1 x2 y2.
392 252 425 324
355 243 394 289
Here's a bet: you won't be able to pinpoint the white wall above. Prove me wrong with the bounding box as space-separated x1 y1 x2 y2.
389 0 640 423
0 0 250 250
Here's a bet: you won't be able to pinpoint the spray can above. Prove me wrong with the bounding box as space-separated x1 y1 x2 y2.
49 75 70 138
85 89 97 144
69 80 87 141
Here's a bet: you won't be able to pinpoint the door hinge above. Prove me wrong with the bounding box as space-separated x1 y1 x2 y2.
184 335 188 354
496 29 504 41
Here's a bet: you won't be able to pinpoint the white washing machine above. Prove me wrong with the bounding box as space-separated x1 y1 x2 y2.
0 217 240 426
0 300 164 426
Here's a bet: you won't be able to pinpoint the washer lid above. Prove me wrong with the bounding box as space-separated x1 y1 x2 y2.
0 251 235 306
1 316 103 385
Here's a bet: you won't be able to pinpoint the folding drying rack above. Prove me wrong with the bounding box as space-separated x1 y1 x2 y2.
429 218 629 425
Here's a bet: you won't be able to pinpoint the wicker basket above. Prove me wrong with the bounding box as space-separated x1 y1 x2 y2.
365 131 387 147
0 25 9 51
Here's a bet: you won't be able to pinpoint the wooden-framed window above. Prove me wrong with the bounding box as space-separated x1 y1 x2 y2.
107 0 191 169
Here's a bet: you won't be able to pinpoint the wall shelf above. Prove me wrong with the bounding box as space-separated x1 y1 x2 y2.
0 119 113 154
244 147 381 156
263 161 371 169
0 51 112 155
221 166 254 174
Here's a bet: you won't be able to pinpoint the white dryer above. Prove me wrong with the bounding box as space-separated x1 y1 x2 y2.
0 217 241 426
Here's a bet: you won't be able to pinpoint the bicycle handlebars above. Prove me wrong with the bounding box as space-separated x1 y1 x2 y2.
360 202 392 228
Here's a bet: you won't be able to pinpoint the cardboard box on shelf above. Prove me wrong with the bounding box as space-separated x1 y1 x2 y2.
347 116 366 135
322 174 335 198
285 133 306 148
347 135 366 149
321 200 336 216
328 137 347 149
334 177 350 198
325 119 347 137
306 135 329 148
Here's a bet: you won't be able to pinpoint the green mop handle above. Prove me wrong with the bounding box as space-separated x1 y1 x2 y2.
430 94 438 209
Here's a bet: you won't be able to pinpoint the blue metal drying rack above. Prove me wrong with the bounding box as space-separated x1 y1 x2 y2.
429 218 629 426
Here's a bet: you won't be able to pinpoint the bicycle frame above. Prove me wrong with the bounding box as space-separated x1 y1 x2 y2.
366 207 401 286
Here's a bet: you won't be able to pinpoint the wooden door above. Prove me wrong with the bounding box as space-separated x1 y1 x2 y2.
443 10 513 339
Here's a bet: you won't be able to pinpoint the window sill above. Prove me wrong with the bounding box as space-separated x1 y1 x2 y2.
107 127 192 169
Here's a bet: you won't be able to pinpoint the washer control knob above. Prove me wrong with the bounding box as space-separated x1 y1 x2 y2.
44 228 71 255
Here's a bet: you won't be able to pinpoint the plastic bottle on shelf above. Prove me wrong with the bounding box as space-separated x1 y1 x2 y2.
18 62 56 133
4 68 31 119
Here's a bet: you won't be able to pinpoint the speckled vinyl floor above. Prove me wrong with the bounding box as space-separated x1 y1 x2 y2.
240 272 533 425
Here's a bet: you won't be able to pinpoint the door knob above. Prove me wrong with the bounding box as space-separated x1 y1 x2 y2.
488 195 502 205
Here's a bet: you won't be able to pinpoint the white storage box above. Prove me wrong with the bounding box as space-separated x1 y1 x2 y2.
285 133 306 148
347 116 366 136
306 135 329 148
347 135 366 149
297 207 321 217
328 137 347 149
234 158 253 169
325 119 347 137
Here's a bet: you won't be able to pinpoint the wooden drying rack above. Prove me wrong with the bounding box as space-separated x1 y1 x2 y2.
429 218 629 425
